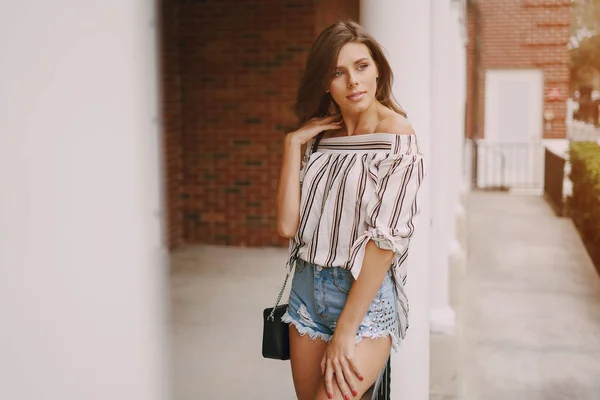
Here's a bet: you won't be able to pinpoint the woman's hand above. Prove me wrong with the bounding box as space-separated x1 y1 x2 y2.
321 331 364 399
286 114 343 146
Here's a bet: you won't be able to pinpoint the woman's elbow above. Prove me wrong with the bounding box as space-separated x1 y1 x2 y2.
277 221 298 239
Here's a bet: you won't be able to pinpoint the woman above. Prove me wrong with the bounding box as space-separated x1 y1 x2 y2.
276 21 424 400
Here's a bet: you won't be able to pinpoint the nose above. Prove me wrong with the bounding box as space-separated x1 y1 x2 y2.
347 71 359 88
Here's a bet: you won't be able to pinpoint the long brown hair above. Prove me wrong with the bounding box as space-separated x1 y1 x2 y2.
294 20 406 125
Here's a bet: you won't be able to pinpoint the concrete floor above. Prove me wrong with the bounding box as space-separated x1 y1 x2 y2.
456 193 600 400
169 192 600 399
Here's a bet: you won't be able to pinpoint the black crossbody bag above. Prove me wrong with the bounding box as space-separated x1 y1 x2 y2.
262 132 324 360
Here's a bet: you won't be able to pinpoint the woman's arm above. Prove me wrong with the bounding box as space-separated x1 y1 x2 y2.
321 241 393 399
321 148 425 398
334 240 394 335
276 115 343 238
276 134 304 238
337 151 424 326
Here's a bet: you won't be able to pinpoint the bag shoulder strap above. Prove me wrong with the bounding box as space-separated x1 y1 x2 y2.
267 131 326 321
311 131 325 154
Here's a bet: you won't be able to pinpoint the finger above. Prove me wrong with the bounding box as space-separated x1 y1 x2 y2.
321 355 326 376
341 360 358 397
325 359 335 399
347 357 364 381
333 360 351 400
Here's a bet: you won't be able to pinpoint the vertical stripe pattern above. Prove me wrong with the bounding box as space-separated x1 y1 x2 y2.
286 133 425 343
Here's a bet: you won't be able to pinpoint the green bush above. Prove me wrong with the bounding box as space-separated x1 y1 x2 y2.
569 142 600 266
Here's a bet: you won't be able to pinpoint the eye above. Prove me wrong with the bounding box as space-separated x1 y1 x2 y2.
358 63 369 71
334 70 345 77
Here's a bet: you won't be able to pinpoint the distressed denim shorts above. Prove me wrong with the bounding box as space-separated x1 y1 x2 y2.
282 257 399 348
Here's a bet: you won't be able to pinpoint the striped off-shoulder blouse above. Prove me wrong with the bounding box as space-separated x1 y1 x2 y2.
285 132 425 341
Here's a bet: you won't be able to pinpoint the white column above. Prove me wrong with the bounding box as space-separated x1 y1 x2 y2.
449 2 468 268
361 2 432 399
0 2 169 400
429 0 456 334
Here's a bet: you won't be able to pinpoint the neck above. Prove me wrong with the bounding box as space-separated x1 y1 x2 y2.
341 100 383 136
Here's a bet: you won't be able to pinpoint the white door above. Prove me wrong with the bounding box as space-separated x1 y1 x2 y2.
479 69 544 190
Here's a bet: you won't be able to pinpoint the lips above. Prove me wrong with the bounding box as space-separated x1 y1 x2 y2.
346 91 366 102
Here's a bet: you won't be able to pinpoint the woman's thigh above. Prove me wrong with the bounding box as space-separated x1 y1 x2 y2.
313 336 392 400
285 261 397 399
289 325 328 400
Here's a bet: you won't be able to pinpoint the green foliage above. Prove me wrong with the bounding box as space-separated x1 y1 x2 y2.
570 34 600 90
569 142 600 264
570 1 600 88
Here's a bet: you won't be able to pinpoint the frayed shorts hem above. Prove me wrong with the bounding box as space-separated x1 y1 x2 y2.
282 310 333 342
283 310 401 352
356 330 402 353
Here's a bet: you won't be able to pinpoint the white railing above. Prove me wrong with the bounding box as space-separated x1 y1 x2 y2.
465 139 545 193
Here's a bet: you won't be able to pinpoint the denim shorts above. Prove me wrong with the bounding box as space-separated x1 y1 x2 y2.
282 257 399 348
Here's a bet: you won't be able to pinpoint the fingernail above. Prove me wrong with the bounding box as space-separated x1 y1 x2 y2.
327 393 333 399
344 395 350 400
359 376 364 381
352 390 358 396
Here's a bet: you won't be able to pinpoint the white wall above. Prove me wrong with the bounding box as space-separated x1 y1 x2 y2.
0 2 170 399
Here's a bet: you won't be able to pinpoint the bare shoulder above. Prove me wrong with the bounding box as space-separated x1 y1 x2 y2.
376 114 416 135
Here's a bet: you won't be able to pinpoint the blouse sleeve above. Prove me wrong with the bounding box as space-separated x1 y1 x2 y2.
346 150 425 279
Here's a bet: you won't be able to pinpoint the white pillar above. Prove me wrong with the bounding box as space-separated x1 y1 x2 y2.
361 2 432 399
429 0 456 335
448 2 468 269
0 2 169 400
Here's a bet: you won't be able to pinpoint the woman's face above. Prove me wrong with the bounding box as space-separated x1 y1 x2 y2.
328 42 379 115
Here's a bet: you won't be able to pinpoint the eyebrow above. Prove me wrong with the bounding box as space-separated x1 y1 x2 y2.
335 57 370 69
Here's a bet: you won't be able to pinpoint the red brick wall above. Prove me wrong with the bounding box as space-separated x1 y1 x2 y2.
466 0 571 139
160 0 358 248
159 0 183 249
315 0 359 36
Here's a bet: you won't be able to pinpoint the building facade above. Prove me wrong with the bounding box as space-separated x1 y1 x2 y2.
465 0 571 192
466 0 571 142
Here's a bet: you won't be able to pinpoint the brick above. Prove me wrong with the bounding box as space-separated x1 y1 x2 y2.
200 212 226 222
159 0 394 248
466 0 570 140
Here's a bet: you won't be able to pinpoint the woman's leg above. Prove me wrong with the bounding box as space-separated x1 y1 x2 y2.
289 325 328 400
313 336 391 400
286 261 395 399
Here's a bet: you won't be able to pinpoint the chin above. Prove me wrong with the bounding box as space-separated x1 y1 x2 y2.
342 99 372 114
